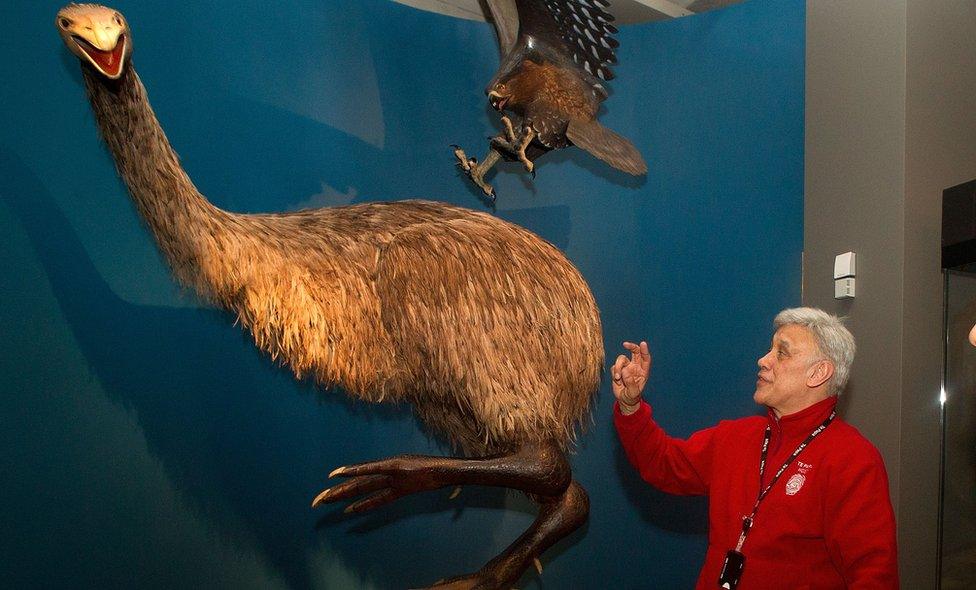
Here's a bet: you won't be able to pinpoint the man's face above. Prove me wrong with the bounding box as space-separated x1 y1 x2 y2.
754 324 825 415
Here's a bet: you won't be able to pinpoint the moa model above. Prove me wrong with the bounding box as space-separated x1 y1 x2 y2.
57 4 603 588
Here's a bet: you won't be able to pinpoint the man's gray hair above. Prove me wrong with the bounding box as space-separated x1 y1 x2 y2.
774 307 856 394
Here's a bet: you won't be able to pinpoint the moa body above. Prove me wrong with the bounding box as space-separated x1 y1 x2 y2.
58 4 602 588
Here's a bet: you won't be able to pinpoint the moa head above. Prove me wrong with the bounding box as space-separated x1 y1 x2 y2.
57 4 131 80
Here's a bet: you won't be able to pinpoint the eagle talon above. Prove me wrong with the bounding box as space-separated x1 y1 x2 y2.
519 151 535 175
465 159 495 199
489 135 516 156
516 129 536 175
475 176 496 201
501 115 517 144
451 146 501 202
452 145 472 172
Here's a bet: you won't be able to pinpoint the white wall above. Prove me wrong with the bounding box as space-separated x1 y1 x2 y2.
805 1 976 587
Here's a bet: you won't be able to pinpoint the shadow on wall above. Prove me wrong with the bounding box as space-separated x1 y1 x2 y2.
615 445 709 535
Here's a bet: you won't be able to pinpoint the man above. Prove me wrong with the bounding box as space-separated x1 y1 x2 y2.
613 308 898 589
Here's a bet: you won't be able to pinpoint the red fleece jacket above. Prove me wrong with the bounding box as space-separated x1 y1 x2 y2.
615 396 898 589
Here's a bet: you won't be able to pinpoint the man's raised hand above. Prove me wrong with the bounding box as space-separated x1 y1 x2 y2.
611 341 651 415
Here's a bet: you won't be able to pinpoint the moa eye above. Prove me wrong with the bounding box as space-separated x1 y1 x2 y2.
113 13 123 26
58 17 71 29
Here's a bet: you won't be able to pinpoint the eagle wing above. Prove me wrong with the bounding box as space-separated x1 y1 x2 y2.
483 1 646 175
514 0 620 82
484 0 520 55
566 118 647 174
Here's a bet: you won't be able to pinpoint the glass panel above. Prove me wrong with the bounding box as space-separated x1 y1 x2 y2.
941 267 976 589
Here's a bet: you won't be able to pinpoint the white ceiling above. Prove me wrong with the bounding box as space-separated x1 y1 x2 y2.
391 0 747 24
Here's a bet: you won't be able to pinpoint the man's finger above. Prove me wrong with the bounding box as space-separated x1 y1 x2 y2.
639 341 652 371
612 355 629 380
624 341 646 365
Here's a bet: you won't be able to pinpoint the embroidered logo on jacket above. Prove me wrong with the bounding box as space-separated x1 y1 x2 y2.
785 473 806 496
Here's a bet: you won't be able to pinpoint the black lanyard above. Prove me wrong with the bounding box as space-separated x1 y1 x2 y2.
733 410 836 552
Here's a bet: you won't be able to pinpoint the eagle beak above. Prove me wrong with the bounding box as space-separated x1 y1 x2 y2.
488 90 509 111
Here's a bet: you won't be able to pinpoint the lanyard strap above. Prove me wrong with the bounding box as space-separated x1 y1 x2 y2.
733 410 836 552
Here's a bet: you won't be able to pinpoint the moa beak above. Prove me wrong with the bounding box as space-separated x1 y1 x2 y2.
57 5 131 80
73 33 127 79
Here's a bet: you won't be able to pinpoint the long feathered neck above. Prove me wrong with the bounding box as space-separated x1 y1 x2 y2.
82 63 230 287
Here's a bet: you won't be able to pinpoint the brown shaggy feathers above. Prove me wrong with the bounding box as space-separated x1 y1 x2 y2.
82 65 603 455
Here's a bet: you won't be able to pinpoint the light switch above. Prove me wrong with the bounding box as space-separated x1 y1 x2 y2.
833 252 856 279
834 277 855 299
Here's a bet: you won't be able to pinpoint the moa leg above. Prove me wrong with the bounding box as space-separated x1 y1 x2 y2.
427 481 589 590
312 441 590 589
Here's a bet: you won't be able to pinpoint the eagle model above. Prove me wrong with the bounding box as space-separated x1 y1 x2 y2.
453 0 647 200
57 4 603 588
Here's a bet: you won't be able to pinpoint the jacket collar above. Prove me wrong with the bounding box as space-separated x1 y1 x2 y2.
766 395 838 440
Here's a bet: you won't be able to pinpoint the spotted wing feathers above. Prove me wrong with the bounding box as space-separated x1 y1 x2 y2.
532 108 571 149
516 0 620 81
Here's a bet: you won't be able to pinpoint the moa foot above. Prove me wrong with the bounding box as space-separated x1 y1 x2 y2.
418 572 511 590
312 455 455 513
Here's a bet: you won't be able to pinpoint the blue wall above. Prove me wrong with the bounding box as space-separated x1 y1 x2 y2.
0 0 803 588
